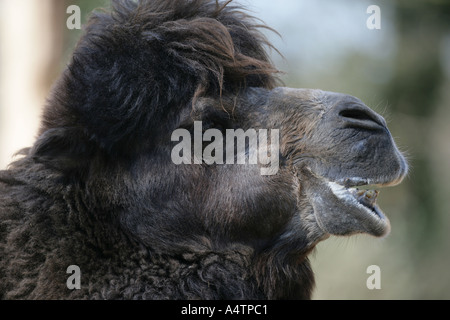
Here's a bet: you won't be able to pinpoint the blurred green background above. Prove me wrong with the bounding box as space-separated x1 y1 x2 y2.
0 0 449 299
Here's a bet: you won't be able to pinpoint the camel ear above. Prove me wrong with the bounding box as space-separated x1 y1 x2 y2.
30 127 95 176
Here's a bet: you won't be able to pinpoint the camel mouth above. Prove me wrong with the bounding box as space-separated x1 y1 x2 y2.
317 176 394 237
327 181 387 223
301 167 394 237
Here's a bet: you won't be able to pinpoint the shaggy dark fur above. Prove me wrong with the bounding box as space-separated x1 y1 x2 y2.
0 0 287 299
0 0 407 299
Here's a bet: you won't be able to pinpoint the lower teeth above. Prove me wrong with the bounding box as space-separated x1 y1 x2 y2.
350 188 379 208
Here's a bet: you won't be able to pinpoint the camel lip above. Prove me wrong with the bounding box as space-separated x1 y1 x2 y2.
303 175 391 237
298 166 400 237
336 177 390 189
327 180 389 234
335 175 405 189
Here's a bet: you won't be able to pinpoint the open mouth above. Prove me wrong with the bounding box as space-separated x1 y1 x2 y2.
350 188 381 216
301 167 403 237
330 181 386 218
316 177 391 237
327 179 387 221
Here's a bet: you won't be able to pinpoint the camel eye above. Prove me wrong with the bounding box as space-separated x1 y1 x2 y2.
201 118 224 133
200 109 232 133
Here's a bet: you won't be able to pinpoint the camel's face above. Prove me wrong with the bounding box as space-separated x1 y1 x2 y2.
269 88 408 238
182 87 407 250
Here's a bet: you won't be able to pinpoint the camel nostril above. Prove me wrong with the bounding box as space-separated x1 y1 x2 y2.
338 106 386 130
339 109 374 122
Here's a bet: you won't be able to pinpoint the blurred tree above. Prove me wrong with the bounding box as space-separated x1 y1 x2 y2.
382 0 450 254
385 1 450 117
